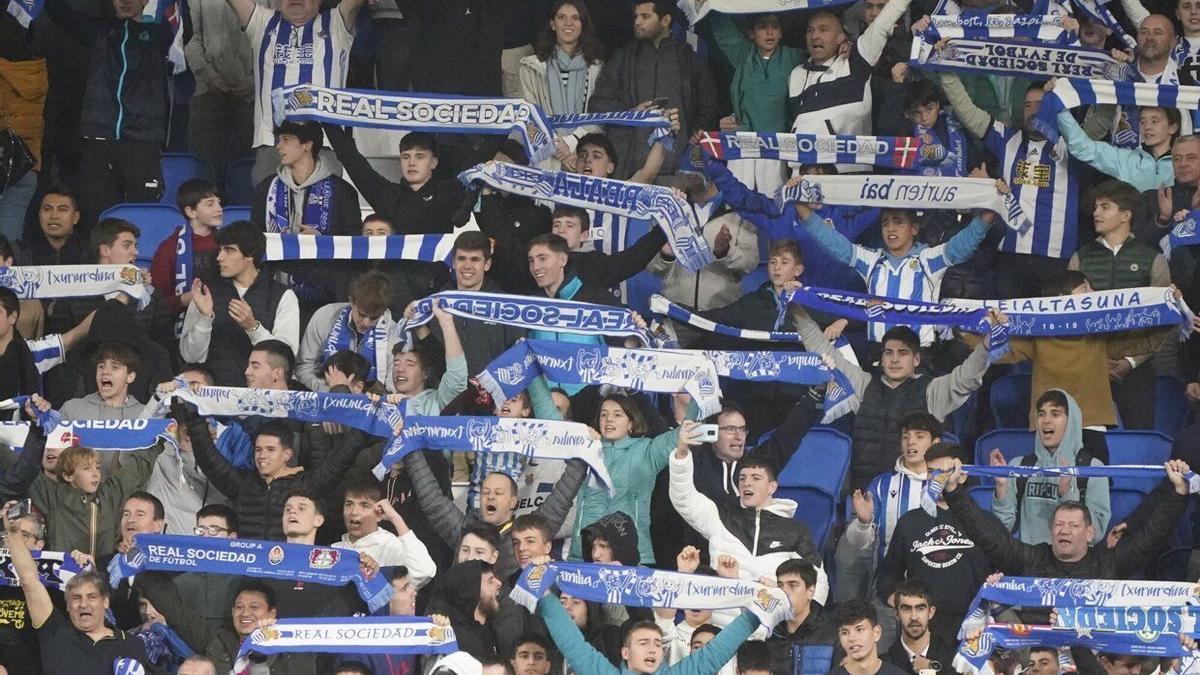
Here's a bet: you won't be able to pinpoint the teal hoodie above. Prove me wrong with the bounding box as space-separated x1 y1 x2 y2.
710 13 803 133
991 389 1111 545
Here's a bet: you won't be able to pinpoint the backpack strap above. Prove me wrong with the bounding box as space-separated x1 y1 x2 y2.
1015 450 1097 524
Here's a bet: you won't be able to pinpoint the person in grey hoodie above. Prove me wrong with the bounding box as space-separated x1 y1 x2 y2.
251 121 361 314
990 389 1111 545
60 340 145 474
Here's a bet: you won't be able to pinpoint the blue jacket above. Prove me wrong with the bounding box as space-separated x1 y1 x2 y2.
538 594 759 674
1057 111 1174 192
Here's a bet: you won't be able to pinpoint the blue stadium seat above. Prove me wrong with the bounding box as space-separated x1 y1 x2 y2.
968 485 993 511
98 203 182 267
1154 376 1188 439
944 391 976 448
160 153 205 206
1105 430 1172 493
1108 487 1146 530
223 158 256 206
989 373 1030 429
777 428 852 549
973 429 1034 466
741 263 767 295
224 206 252 224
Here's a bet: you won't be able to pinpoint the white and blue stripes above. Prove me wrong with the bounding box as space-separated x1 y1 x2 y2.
263 233 456 263
865 469 928 562
6 0 42 28
919 14 1073 43
1033 79 1200 144
985 122 1079 259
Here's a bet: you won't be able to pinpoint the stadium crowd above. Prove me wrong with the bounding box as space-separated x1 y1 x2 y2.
2 0 1200 672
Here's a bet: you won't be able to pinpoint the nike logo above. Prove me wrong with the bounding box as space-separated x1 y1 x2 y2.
768 541 781 549
422 195 434 202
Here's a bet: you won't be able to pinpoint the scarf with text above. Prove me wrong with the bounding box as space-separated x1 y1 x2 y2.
164 385 404 440
276 84 556 163
324 305 390 384
263 233 455 264
1033 79 1200 144
265 176 335 236
779 175 1030 234
459 161 715 272
0 265 151 309
398 291 656 346
910 37 1137 82
549 110 673 149
676 0 854 24
110 534 393 612
235 617 458 673
173 223 198 337
921 463 1200 517
512 561 792 628
919 13 1072 43
0 419 174 453
477 339 723 418
957 623 1197 672
1068 0 1137 50
911 111 970 178
694 131 921 168
0 549 87 590
375 415 613 493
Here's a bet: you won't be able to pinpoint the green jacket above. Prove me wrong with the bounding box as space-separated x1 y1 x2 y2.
29 428 164 558
539 594 759 674
710 13 803 133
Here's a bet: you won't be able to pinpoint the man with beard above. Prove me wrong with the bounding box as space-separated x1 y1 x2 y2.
939 73 1084 298
1117 0 1200 85
428 559 504 663
881 581 956 675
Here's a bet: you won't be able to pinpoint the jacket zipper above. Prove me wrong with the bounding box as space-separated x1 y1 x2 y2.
115 22 130 139
751 509 761 555
88 499 98 558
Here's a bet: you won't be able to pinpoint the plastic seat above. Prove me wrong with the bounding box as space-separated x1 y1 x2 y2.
741 264 768 295
1108 487 1146 529
973 429 1034 466
989 373 1030 429
1154 376 1189 439
160 152 205 206
1105 430 1173 493
778 428 852 549
98 203 182 267
968 485 993 511
223 158 256 206
223 206 252 224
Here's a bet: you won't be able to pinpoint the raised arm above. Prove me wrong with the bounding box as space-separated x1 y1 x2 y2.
173 399 242 499
533 458 588 535
1112 463 1190 577
680 610 761 672
925 338 990 420
584 228 668 289
939 214 993 266
537 594 620 675
668 447 724 538
1116 0 1151 29
402 450 467 547
750 398 820 474
224 0 255 30
323 125 399 211
938 73 992 140
790 306 872 396
306 427 369 493
858 0 912 65
944 474 1035 574
3 506 52 629
0 421 46 503
431 305 468 409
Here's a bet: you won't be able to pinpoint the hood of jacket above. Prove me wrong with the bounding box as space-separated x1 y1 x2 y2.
433 560 484 620
581 511 640 566
276 157 335 192
892 457 929 480
758 497 798 519
1032 388 1084 465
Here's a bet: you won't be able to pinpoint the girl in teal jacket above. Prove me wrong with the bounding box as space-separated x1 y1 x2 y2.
531 383 700 564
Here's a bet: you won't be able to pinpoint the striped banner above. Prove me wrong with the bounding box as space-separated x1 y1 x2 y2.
263 234 456 263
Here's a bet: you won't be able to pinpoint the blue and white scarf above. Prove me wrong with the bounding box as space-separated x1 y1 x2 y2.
957 623 1197 672
276 84 557 164
695 131 922 169
477 339 723 418
911 111 969 178
0 265 151 309
264 233 455 264
921 463 1200 517
235 617 458 672
140 0 185 73
910 37 1137 82
512 561 792 629
779 175 1030 234
459 161 715 273
112 658 146 675
676 0 854 24
0 419 174 453
549 110 674 149
374 415 613 493
1068 0 1137 50
649 294 810 344
0 549 88 590
1055 605 1200 634
5 0 42 27
173 223 197 337
110 533 393 612
1033 79 1200 144
165 385 404 440
398 291 656 346
918 13 1072 43
1170 210 1200 250
324 305 390 384
265 176 335 235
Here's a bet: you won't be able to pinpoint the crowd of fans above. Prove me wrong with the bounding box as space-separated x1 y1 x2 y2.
0 0 1199 672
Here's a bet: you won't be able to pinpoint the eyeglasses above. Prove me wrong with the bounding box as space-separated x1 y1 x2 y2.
194 525 229 536
718 425 749 435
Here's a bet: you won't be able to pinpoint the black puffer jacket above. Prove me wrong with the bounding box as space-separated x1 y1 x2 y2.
428 560 499 661
581 510 640 566
176 400 370 540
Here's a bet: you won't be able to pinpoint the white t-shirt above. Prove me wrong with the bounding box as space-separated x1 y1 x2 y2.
246 4 353 147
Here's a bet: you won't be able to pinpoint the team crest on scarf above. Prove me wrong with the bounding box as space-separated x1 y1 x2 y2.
269 546 285 565
308 549 340 570
0 267 39 297
427 624 452 645
789 178 824 203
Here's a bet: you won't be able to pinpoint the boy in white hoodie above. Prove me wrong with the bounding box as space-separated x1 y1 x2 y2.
332 478 436 590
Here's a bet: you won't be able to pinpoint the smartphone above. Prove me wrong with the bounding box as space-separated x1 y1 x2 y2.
652 97 670 109
6 499 30 521
693 424 719 443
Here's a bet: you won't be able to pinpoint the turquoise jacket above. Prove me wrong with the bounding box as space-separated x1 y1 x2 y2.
531 382 699 564
1057 111 1174 192
528 276 607 395
710 13 803 133
538 594 759 674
